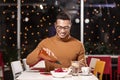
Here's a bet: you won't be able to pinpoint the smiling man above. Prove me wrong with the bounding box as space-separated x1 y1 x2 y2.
26 12 87 72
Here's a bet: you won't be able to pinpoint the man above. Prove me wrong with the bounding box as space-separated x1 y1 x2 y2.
26 12 87 72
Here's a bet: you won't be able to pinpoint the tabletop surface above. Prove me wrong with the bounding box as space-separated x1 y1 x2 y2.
17 70 98 80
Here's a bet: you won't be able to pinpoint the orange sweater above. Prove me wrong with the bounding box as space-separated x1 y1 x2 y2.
26 35 87 72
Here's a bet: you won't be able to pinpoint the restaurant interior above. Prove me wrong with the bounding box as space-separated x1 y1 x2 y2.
0 0 120 80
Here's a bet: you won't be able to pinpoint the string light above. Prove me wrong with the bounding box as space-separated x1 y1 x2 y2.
85 18 90 23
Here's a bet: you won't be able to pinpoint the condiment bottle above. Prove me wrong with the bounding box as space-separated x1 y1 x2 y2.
39 48 61 65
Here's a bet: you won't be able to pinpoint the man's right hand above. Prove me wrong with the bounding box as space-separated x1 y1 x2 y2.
38 48 57 62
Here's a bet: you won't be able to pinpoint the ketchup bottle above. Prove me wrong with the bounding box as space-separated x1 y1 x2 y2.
39 48 61 65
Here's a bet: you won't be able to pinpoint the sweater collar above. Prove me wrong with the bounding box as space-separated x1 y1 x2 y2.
54 35 71 42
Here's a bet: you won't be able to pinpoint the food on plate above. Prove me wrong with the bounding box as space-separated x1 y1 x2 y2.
54 68 64 72
50 68 72 78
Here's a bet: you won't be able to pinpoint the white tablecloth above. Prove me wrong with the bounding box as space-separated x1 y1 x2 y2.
17 71 98 80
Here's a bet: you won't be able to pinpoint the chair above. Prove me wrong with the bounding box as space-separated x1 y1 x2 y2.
0 52 4 80
22 59 30 70
114 56 120 80
0 66 3 80
89 58 100 70
117 56 120 80
11 60 23 80
93 60 106 80
87 56 112 80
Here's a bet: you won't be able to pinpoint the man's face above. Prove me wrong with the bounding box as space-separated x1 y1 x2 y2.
55 19 71 39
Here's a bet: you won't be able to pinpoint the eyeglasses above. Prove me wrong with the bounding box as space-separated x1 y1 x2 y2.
56 26 71 30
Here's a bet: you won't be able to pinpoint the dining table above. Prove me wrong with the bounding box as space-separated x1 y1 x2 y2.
16 70 99 80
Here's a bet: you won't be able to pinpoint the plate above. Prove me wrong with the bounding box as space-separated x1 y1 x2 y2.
79 73 92 76
50 68 72 78
50 71 69 78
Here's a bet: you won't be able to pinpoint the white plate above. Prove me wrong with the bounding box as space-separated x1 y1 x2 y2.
79 73 92 76
50 71 69 78
50 68 72 78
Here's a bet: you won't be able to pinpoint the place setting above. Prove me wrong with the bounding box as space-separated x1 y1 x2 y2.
50 60 92 78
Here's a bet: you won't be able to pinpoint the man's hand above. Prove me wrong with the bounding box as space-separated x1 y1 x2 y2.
42 48 57 59
38 47 58 62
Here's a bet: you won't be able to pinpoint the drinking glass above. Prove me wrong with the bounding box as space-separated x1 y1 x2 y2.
71 61 80 76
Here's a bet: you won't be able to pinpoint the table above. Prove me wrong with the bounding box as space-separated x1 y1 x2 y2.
86 55 118 58
17 71 98 80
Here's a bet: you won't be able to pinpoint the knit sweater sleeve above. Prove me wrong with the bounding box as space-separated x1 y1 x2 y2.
77 42 88 66
26 38 48 67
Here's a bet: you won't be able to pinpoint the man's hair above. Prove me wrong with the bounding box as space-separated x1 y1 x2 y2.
56 12 71 21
